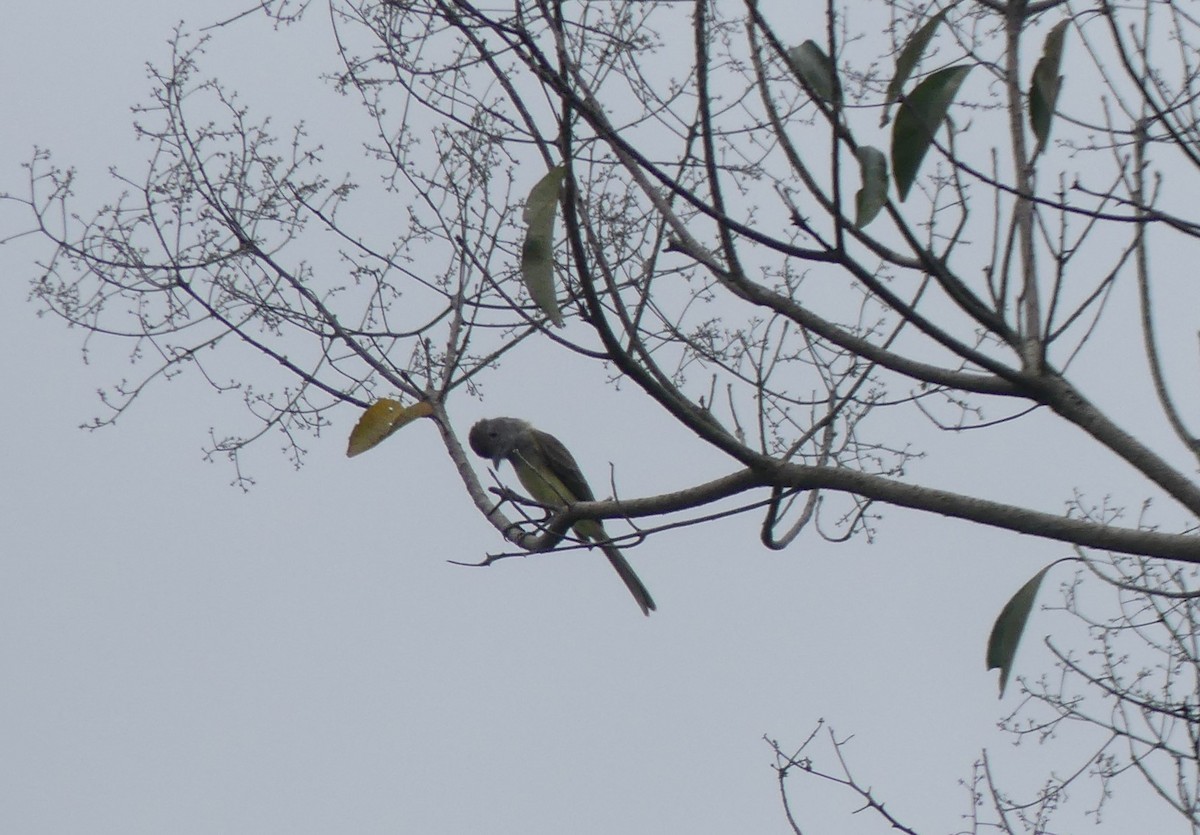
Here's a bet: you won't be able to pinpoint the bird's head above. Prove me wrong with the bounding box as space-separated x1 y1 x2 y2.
468 417 530 467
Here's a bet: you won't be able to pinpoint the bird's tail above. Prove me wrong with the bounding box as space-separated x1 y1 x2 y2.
601 542 657 616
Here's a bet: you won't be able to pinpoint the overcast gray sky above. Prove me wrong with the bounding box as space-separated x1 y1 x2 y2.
0 3 1179 833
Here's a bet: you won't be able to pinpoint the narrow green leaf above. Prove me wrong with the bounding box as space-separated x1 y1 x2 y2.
986 564 1053 698
1029 20 1070 156
520 165 567 327
881 10 948 126
891 64 972 201
787 40 839 103
854 145 889 228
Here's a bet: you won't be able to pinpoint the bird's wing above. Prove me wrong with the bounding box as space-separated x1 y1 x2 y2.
529 428 597 502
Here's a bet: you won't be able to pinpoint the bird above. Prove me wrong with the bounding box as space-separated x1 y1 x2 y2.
468 417 656 615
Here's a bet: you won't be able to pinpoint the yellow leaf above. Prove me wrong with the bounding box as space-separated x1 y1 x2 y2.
346 399 433 457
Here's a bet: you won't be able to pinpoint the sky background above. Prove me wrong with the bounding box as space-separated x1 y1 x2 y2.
0 3 1181 833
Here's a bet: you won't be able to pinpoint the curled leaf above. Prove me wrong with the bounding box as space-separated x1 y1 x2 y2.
891 64 972 201
787 40 839 103
1029 20 1069 156
986 564 1052 697
882 10 947 126
854 145 889 228
347 399 434 458
520 165 567 327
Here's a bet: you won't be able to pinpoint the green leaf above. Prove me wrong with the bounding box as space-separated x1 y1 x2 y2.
881 10 947 126
891 64 972 201
520 165 567 327
1029 20 1069 156
787 40 838 103
986 564 1052 698
346 399 434 458
854 146 889 228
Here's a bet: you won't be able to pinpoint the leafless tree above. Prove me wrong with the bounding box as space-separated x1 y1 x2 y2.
10 0 1200 828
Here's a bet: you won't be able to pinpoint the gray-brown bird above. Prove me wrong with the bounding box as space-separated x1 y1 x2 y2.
468 417 656 615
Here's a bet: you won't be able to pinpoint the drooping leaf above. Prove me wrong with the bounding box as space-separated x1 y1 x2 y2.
854 145 889 228
986 564 1053 698
520 165 567 327
1029 20 1070 156
891 64 972 201
346 399 434 458
881 10 948 126
787 40 839 103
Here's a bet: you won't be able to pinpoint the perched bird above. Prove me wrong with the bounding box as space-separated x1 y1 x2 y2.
468 417 656 615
